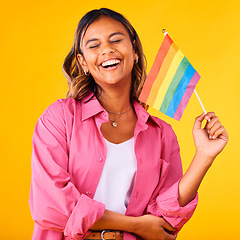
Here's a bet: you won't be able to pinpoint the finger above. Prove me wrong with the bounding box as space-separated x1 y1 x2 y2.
167 233 177 240
159 227 177 240
207 119 221 137
193 112 206 131
204 112 216 121
160 218 176 232
205 116 219 130
212 126 228 140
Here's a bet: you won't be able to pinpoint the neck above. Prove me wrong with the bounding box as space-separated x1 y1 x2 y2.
97 83 132 113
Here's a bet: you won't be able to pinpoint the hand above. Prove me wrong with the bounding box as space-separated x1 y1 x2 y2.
135 215 177 240
192 112 228 163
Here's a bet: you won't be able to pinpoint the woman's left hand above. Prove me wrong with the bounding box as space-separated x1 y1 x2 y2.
192 112 228 162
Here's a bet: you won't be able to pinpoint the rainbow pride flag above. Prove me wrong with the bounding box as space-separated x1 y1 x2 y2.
139 32 200 120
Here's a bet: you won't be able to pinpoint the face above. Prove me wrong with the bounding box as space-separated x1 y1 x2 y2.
77 16 138 90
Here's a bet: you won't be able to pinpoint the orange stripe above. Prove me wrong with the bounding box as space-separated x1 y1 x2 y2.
147 42 179 106
139 35 173 103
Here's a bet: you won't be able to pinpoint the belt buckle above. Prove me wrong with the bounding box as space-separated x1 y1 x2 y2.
101 230 110 240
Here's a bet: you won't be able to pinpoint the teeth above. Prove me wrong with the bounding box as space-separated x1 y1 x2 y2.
102 59 120 67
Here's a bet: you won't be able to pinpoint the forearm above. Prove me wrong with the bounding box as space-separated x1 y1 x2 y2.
90 210 177 240
178 151 213 207
179 112 228 207
90 209 138 233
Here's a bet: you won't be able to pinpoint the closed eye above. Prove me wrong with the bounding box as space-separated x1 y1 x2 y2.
89 44 100 49
111 39 122 43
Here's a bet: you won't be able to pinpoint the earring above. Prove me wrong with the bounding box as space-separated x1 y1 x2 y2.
134 57 138 64
84 69 90 76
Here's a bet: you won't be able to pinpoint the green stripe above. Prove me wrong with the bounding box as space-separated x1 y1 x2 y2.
160 57 190 113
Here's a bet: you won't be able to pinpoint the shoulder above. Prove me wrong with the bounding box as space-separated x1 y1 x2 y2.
40 98 81 120
149 116 180 161
134 101 177 140
34 98 82 138
149 114 176 139
148 114 179 154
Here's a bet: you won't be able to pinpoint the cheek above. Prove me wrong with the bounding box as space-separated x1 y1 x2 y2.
82 51 97 68
126 45 136 62
84 56 94 68
124 48 135 66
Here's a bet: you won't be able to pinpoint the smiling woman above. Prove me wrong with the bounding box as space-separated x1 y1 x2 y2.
77 17 137 91
63 9 146 107
29 8 228 240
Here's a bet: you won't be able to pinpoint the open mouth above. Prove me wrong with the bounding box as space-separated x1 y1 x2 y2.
101 59 121 69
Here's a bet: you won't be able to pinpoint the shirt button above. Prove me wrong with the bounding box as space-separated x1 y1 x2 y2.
135 192 138 199
96 157 103 162
86 191 91 196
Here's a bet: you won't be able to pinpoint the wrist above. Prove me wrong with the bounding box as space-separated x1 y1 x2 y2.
132 216 146 235
128 216 141 235
114 214 141 234
194 150 215 169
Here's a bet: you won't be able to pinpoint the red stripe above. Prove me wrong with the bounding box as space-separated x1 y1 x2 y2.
139 34 173 103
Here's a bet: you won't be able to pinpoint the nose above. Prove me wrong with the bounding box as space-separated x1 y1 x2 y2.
101 42 115 55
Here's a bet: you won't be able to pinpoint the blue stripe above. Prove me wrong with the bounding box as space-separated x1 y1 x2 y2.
165 64 196 118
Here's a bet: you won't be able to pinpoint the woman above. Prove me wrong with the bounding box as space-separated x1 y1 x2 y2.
30 8 228 240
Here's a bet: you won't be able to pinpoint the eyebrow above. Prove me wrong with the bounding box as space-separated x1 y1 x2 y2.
109 32 125 38
85 32 125 47
85 38 99 47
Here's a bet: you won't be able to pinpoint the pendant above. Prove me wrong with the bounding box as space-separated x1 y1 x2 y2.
111 121 118 127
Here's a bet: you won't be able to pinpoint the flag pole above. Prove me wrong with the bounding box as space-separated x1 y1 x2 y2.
162 29 168 36
194 89 207 114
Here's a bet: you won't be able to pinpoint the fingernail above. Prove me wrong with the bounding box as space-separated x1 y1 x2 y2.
209 135 212 139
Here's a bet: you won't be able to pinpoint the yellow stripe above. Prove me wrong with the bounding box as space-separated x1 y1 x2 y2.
153 49 184 110
146 43 177 106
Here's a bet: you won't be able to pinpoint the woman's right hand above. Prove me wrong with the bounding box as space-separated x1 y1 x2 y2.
91 210 177 240
135 215 177 240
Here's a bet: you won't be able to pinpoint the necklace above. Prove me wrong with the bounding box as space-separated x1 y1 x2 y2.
106 106 132 115
108 107 132 127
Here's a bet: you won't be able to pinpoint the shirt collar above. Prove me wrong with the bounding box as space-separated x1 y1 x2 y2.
133 101 162 129
81 92 106 121
81 91 162 129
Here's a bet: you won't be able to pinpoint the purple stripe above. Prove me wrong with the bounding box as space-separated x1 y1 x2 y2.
173 71 201 120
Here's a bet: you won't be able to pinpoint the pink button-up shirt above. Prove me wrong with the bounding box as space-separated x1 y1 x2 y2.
30 93 198 240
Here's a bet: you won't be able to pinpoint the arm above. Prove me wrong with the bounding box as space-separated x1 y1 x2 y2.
146 112 228 232
178 112 228 207
30 100 105 239
89 209 177 240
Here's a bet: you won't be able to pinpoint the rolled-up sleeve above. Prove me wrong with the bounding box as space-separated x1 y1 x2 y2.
29 100 105 239
147 125 198 232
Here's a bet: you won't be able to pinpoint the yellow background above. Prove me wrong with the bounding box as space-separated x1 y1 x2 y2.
1 0 239 239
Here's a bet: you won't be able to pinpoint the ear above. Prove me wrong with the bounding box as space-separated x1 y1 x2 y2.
132 40 138 60
77 53 88 71
134 52 138 60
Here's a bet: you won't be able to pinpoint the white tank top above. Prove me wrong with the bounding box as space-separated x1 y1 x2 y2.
93 137 137 214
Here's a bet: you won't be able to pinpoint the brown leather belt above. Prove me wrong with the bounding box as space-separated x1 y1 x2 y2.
85 230 123 240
